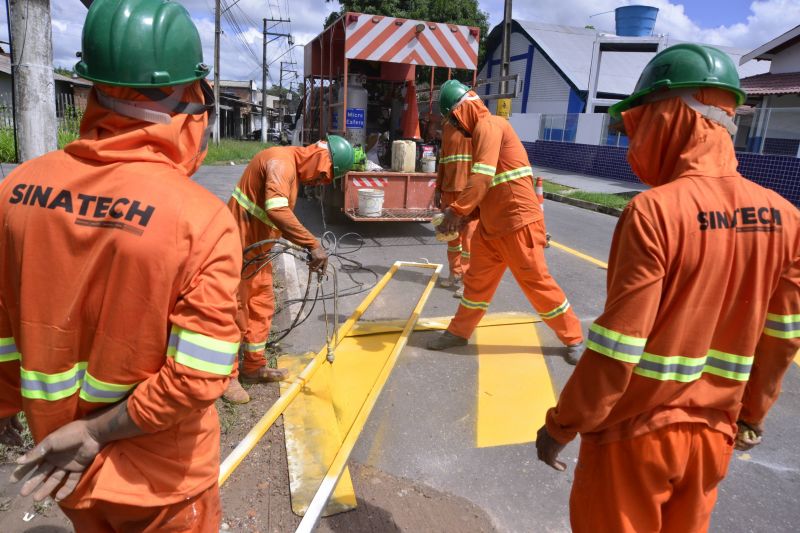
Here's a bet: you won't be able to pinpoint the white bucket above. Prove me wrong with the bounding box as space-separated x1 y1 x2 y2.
357 188 384 217
421 157 436 173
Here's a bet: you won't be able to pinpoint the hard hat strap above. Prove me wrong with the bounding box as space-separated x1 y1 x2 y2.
644 88 738 135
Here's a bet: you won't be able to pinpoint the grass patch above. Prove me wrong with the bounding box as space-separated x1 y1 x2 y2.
204 140 272 165
567 190 633 211
541 180 573 195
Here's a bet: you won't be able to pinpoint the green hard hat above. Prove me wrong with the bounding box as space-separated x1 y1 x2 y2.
75 0 210 87
327 135 355 178
439 80 471 117
609 44 745 119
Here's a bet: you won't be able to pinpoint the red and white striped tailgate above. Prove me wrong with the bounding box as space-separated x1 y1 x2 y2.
351 176 389 188
344 14 479 70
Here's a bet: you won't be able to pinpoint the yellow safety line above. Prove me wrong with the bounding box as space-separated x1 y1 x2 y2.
219 261 429 486
295 263 443 532
549 240 608 269
475 321 557 448
795 349 800 367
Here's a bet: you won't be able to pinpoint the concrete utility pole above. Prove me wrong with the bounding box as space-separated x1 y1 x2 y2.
213 0 221 143
10 0 57 161
261 17 291 143
498 0 513 118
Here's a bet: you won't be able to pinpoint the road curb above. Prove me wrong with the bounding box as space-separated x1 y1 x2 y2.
543 191 624 218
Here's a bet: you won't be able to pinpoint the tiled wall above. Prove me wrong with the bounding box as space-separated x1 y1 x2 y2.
525 141 800 206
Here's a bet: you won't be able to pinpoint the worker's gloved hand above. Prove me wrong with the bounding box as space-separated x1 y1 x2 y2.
434 188 442 208
10 418 103 502
535 425 567 472
439 207 462 235
308 246 329 274
0 414 24 447
734 420 763 451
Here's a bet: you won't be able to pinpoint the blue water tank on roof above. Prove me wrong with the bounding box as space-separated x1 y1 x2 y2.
615 5 659 37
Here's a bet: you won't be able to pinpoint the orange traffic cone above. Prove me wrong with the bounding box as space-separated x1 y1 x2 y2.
535 177 552 248
401 80 421 140
535 177 545 208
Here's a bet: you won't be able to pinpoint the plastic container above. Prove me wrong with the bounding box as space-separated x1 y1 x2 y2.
391 140 416 172
357 188 384 217
421 156 436 173
615 5 659 37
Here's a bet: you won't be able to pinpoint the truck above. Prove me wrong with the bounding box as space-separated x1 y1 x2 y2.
302 12 481 222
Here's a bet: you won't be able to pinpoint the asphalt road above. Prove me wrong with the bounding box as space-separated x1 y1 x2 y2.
188 165 800 533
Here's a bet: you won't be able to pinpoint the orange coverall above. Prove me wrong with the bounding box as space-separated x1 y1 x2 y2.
446 92 583 345
228 144 331 374
0 82 241 531
545 89 800 532
437 122 477 278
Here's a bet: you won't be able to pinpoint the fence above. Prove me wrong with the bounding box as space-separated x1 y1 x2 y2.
535 107 800 158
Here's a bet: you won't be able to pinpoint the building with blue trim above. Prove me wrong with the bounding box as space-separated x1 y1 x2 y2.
476 21 767 118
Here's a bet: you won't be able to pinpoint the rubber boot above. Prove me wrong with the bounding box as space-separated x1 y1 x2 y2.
453 278 464 298
223 379 250 404
240 366 289 384
427 331 469 351
564 342 585 366
440 274 461 289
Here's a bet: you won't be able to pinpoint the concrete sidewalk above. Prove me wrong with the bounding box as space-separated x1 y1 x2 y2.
531 165 649 194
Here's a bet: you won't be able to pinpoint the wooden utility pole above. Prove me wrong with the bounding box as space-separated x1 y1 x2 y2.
213 0 221 143
10 0 57 161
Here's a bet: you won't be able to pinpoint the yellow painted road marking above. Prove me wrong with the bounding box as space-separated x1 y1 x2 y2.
279 353 357 516
795 349 800 367
549 240 608 269
475 320 557 448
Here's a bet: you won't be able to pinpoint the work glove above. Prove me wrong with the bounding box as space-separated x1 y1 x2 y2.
308 246 329 274
439 207 463 235
734 420 763 451
0 414 24 447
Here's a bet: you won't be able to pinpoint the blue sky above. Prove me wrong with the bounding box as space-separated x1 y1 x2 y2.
2 1 799 85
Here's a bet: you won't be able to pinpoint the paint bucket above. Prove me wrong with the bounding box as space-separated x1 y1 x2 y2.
421 156 436 173
357 188 384 217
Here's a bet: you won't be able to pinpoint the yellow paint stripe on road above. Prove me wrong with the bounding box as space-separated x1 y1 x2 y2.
475 321 557 448
795 349 800 367
549 240 608 269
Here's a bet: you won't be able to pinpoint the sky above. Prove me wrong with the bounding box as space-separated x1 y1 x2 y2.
1 0 799 88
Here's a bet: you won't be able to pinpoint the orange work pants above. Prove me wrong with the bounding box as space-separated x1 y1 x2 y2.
238 260 275 374
447 220 582 345
571 423 734 533
62 484 221 533
441 191 477 278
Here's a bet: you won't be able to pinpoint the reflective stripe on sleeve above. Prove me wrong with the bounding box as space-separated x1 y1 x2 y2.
633 349 753 382
471 163 497 176
440 154 472 164
461 251 471 259
490 166 533 187
763 312 800 339
460 297 490 310
232 187 277 229
586 323 647 364
265 197 289 210
447 244 463 253
0 337 20 363
540 299 571 320
167 326 239 375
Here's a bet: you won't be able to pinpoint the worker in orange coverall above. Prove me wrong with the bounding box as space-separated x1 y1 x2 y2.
223 136 354 403
0 1 240 531
536 44 800 533
436 122 478 296
427 81 584 363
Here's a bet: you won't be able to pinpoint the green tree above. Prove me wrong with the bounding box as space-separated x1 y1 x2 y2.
323 0 489 66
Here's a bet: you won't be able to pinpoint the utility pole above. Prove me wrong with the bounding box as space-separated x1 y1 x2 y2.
498 0 513 119
261 17 292 143
10 0 57 161
213 0 221 144
279 60 297 128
